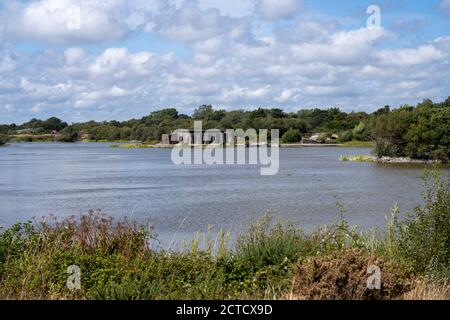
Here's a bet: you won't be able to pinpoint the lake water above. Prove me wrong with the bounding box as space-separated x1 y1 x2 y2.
0 142 447 248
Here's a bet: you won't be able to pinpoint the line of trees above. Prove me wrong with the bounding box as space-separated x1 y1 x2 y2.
371 98 450 161
0 106 368 143
1 97 450 160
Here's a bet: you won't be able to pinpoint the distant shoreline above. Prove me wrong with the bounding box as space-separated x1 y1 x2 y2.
340 155 446 164
280 143 343 148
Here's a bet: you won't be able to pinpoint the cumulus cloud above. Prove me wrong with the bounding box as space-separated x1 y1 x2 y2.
198 0 255 17
156 1 252 42
64 48 85 65
257 0 302 20
377 45 446 67
288 28 391 66
88 47 163 80
0 0 450 123
3 0 129 43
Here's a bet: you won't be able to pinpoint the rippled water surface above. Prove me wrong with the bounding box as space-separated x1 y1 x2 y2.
1 142 447 246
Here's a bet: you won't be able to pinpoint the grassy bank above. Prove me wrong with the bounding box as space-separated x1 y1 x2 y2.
341 141 375 148
110 143 155 149
0 170 448 300
340 155 375 162
9 134 55 142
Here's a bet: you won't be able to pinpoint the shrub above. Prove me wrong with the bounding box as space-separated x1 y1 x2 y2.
291 249 412 300
352 122 370 141
393 169 450 277
281 129 302 144
234 214 315 271
340 130 353 143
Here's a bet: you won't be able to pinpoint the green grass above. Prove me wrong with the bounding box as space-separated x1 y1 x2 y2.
83 139 134 143
339 155 375 162
110 143 155 149
9 134 55 142
0 169 448 300
341 140 375 148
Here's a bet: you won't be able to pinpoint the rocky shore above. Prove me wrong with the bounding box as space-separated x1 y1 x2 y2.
341 155 443 164
376 156 442 164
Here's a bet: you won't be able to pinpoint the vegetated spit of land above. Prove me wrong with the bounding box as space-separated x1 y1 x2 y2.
0 169 448 300
2 97 450 162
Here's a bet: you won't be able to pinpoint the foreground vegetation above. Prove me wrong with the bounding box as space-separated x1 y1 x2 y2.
1 97 449 161
0 169 448 300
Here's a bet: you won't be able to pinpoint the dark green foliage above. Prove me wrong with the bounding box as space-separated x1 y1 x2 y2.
1 106 368 143
56 127 78 142
3 97 450 160
372 98 450 161
19 117 68 132
393 169 450 277
0 133 8 145
281 129 302 143
352 122 370 141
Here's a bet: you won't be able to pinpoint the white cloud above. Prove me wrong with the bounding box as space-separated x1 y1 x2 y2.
89 48 158 79
158 1 249 42
257 0 302 20
0 53 16 73
220 85 270 102
434 36 450 54
4 0 129 43
110 86 129 97
64 48 85 65
275 89 294 102
377 45 446 67
290 28 390 65
198 0 255 17
1 1 450 123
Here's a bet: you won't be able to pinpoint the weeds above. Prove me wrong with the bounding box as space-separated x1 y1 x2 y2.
0 169 449 300
393 169 450 278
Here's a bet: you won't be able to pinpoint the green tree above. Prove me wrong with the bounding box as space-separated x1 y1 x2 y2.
372 99 450 161
44 117 68 131
352 122 370 141
0 134 8 146
56 127 78 142
193 105 214 120
281 129 302 144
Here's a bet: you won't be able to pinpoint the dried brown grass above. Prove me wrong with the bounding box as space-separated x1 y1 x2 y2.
402 279 450 300
290 249 412 300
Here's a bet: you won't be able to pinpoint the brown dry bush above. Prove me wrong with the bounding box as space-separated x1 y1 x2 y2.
402 279 450 300
290 249 412 300
37 209 151 256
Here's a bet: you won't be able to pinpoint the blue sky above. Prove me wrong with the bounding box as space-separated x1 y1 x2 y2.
0 0 450 123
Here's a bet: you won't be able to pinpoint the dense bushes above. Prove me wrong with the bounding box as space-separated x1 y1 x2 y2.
1 105 366 143
372 100 450 161
281 129 302 143
393 170 450 276
3 98 450 160
55 127 79 142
